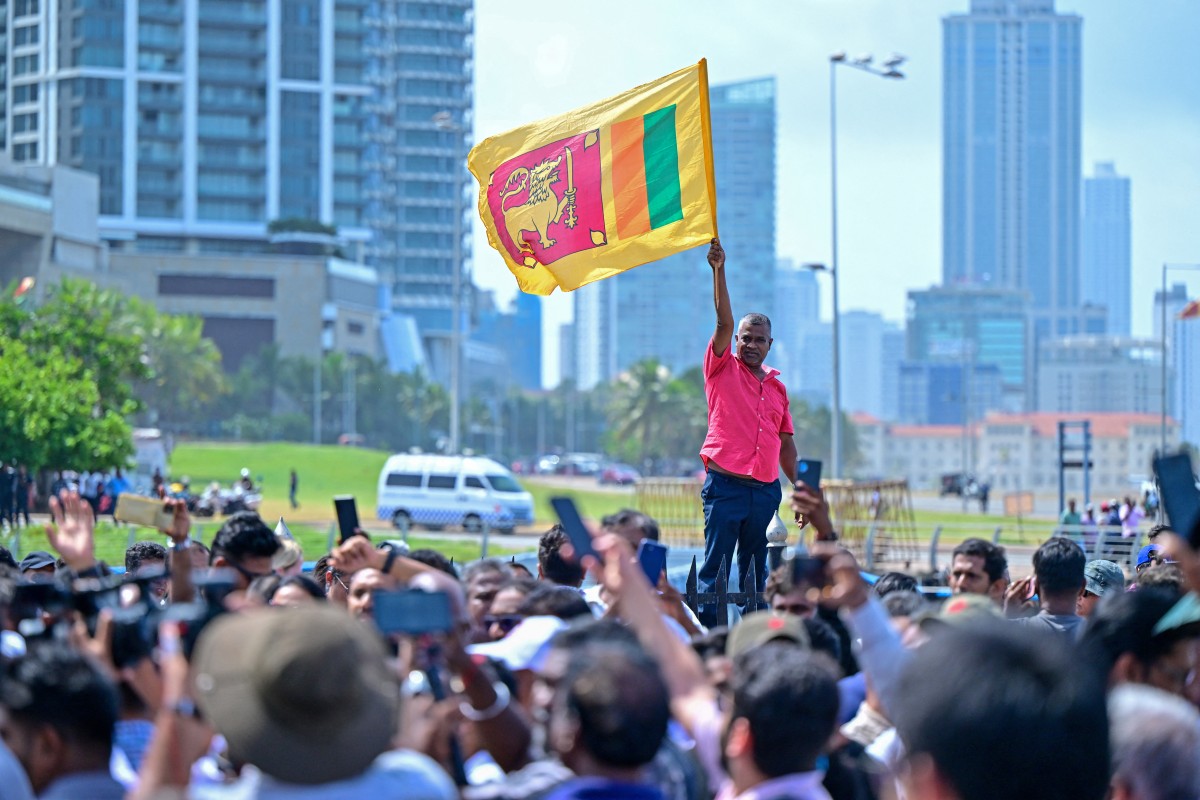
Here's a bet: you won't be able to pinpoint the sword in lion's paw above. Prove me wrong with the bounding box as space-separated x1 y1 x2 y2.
562 146 578 230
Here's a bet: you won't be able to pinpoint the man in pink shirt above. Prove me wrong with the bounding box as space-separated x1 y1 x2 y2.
698 238 798 627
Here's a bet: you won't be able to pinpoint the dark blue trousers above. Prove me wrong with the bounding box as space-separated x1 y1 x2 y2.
698 470 781 627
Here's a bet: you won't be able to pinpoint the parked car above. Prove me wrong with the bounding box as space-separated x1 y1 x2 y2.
376 454 534 534
599 463 641 486
557 452 605 476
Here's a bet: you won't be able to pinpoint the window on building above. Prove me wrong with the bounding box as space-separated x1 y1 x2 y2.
14 0 39 17
12 84 39 104
13 54 40 75
13 142 39 161
11 113 38 133
158 274 275 298
14 24 39 46
347 321 365 335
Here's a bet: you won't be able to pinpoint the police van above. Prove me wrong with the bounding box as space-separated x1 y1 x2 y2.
376 454 534 534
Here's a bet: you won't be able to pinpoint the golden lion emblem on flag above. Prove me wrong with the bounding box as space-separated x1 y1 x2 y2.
500 148 578 254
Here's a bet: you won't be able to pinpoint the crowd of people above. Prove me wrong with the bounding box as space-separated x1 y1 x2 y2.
0 466 138 530
0 237 1194 799
0 480 1195 800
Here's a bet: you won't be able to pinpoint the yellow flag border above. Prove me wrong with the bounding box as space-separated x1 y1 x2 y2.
698 59 718 238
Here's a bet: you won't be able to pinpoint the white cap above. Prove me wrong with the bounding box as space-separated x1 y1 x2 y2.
466 616 568 672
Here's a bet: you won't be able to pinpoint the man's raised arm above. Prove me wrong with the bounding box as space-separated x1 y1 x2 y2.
708 237 733 356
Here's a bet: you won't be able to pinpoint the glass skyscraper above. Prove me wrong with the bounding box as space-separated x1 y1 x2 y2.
905 285 1029 418
1 0 374 252
1081 161 1131 336
942 0 1082 340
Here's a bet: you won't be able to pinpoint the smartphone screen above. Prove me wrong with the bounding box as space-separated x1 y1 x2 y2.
373 589 454 635
1153 452 1200 548
637 540 669 585
114 494 174 530
333 495 360 543
796 459 822 490
550 496 598 563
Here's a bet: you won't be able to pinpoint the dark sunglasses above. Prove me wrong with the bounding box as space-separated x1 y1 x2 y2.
230 561 273 583
484 614 524 633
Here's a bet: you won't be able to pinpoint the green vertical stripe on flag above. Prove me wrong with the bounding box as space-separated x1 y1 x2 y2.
642 105 683 229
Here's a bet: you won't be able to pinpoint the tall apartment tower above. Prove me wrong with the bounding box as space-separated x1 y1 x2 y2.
598 76 776 378
1081 161 1132 336
942 0 1082 341
573 278 616 391
364 0 473 347
1 0 374 252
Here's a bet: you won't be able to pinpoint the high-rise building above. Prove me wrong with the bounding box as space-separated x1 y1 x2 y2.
840 311 894 420
898 361 1004 425
773 259 822 396
364 0 474 385
2 0 373 253
1156 283 1200 447
777 258 820 323
597 77 776 377
508 292 542 391
1081 161 1132 336
942 0 1082 342
558 323 576 386
880 324 906 421
1036 336 1164 414
573 278 616 390
905 285 1029 416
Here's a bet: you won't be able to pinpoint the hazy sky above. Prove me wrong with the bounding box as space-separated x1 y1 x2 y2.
470 0 1200 388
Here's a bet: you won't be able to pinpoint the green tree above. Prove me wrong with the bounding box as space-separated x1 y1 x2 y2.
0 338 134 471
606 360 675 464
789 399 862 474
131 304 227 432
12 278 149 419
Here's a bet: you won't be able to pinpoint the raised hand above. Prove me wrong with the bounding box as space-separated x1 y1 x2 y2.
330 535 383 576
706 237 725 270
1004 576 1036 615
160 497 191 545
811 543 870 611
45 489 97 572
791 482 835 539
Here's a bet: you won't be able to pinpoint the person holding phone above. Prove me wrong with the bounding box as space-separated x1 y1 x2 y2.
698 238 798 626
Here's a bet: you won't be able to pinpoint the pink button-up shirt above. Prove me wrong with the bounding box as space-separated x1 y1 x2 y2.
700 340 793 483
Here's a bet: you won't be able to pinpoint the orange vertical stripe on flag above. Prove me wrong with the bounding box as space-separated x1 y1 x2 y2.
611 117 651 238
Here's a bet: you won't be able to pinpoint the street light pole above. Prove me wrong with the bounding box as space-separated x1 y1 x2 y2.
829 60 842 481
435 111 464 454
827 52 905 479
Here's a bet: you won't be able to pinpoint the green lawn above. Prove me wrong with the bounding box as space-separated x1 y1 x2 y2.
169 440 639 530
169 441 392 524
523 481 635 526
7 519 518 570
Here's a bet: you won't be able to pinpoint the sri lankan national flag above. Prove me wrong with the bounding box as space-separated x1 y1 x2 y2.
468 61 717 295
1179 299 1200 320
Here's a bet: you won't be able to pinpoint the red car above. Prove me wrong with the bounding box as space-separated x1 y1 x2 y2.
599 463 641 486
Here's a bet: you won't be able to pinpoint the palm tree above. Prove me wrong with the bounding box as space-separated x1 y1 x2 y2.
608 359 674 465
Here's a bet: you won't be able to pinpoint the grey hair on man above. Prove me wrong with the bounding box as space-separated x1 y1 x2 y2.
1108 684 1200 800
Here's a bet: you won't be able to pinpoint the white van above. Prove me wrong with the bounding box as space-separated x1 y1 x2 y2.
376 455 535 534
